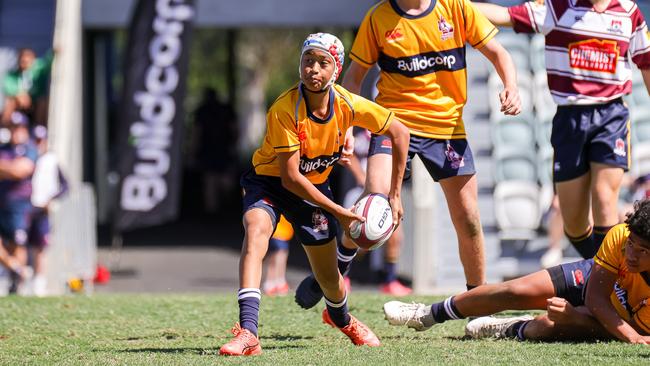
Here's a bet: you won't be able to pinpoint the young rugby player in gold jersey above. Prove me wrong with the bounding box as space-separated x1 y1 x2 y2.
219 33 410 356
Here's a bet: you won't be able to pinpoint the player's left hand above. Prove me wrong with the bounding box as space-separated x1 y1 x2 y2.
338 129 355 167
499 85 521 116
546 297 580 324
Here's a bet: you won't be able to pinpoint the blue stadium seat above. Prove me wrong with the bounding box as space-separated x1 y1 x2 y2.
488 72 533 121
493 180 542 240
631 106 650 144
533 72 556 123
493 146 538 183
491 113 536 149
632 142 650 177
529 34 545 73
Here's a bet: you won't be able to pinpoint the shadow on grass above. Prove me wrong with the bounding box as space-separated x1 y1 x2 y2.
116 347 216 355
259 334 314 341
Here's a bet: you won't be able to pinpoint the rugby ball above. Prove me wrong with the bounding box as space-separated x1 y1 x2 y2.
349 193 394 250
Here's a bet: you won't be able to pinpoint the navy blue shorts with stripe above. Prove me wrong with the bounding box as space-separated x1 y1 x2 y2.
552 98 630 182
368 134 475 182
547 259 594 306
241 170 338 246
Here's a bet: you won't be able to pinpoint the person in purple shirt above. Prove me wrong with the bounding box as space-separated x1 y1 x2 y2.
0 111 38 293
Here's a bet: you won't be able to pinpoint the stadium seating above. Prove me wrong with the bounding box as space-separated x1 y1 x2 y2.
493 145 538 183
533 72 555 123
632 143 650 177
529 34 545 73
631 106 650 143
491 113 536 150
488 71 533 122
493 180 542 240
494 31 530 71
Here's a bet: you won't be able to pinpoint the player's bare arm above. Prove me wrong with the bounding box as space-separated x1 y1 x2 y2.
341 61 371 95
472 2 513 27
277 150 365 234
381 118 409 225
0 157 35 180
585 264 647 343
477 38 521 116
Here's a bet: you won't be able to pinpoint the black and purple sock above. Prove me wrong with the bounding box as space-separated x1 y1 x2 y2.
566 227 598 259
431 296 464 323
593 226 613 248
383 262 398 283
324 294 351 328
238 288 261 336
505 320 531 341
337 244 358 277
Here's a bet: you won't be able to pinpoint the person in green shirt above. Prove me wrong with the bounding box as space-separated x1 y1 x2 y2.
2 48 53 126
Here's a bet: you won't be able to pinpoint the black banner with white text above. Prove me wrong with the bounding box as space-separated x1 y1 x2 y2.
115 0 194 231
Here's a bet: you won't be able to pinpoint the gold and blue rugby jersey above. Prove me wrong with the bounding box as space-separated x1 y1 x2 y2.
595 224 650 334
350 0 497 139
252 83 393 184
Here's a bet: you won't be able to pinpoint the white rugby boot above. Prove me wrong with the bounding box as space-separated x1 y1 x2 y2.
465 315 534 339
383 301 434 331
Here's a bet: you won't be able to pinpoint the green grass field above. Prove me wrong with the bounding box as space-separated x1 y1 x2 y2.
1 293 649 365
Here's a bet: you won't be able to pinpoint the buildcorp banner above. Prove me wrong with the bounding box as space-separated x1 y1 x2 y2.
115 0 194 231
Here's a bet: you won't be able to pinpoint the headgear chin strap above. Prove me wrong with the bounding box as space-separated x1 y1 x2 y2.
299 33 345 91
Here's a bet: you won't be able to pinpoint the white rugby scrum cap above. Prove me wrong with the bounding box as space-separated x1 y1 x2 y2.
300 32 345 90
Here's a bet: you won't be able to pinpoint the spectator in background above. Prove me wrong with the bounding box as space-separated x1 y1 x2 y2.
0 112 38 293
619 173 650 222
2 48 52 126
193 87 237 214
28 125 68 296
262 215 293 296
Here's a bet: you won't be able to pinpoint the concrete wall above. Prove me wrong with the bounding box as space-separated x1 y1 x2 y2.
0 0 55 54
82 0 379 29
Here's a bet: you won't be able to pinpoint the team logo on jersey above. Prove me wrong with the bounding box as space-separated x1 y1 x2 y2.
385 28 404 43
444 143 465 169
438 16 454 41
299 153 340 174
614 138 626 157
311 209 329 233
608 19 623 34
613 282 632 315
298 130 307 143
571 269 584 286
568 39 619 74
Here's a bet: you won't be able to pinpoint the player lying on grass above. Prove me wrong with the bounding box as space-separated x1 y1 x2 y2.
384 199 650 343
219 32 410 356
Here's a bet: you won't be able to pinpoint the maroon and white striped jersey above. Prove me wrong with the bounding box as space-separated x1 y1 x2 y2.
508 0 650 105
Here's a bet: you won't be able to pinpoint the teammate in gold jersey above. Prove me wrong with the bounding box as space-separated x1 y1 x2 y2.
294 0 522 307
383 199 650 344
219 33 410 356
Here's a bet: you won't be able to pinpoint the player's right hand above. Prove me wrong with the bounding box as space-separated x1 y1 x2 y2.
388 194 403 226
336 206 365 236
499 85 521 116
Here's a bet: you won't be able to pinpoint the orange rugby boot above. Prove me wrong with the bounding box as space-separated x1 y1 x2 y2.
322 309 381 347
219 323 262 356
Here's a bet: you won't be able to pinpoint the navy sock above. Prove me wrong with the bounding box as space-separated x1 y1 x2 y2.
430 296 464 323
566 227 598 259
505 320 531 341
324 294 351 328
238 288 261 336
593 226 613 248
337 244 358 277
384 262 397 283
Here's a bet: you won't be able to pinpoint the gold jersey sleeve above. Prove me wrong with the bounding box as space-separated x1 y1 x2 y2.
462 0 499 49
339 86 394 134
594 224 628 274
